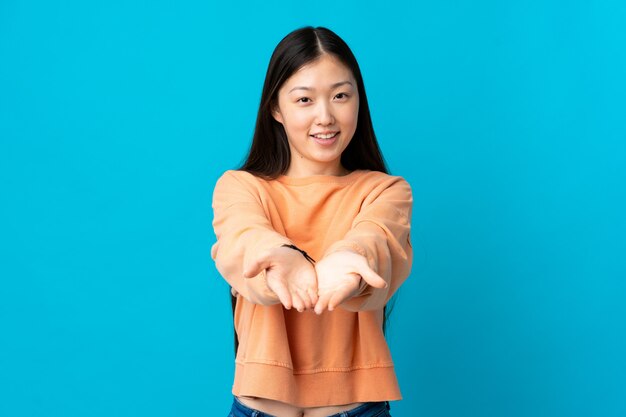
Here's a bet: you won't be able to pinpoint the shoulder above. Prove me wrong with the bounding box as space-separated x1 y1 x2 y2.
356 170 412 195
212 170 272 204
216 169 258 182
214 169 267 189
354 171 413 220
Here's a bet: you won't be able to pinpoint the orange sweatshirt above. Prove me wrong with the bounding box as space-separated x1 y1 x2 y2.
210 168 413 407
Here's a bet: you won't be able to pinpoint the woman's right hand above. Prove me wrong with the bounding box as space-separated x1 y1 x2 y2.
243 246 319 312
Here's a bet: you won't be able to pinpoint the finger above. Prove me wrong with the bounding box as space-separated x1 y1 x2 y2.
243 250 272 278
314 292 331 315
291 293 305 313
306 287 319 306
271 281 293 310
358 266 388 289
297 288 312 310
308 273 319 304
327 287 353 311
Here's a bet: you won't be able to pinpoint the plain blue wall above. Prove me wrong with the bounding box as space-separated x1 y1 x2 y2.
1 1 625 416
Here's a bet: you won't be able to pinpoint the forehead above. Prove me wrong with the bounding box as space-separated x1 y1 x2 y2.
283 55 355 90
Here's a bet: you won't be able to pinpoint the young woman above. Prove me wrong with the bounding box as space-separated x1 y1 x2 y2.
211 26 413 417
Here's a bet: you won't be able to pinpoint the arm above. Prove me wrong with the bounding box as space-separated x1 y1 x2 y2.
322 176 413 311
210 170 293 305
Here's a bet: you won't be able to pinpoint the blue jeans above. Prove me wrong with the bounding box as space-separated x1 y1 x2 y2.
228 396 392 417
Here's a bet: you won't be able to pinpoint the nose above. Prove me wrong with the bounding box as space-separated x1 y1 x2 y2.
315 102 335 126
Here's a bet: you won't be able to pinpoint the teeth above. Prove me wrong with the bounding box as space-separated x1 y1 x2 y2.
312 132 338 139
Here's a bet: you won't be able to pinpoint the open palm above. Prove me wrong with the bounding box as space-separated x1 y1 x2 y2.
313 250 387 314
244 246 318 312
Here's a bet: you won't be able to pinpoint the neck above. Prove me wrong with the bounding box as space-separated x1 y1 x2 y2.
285 163 349 178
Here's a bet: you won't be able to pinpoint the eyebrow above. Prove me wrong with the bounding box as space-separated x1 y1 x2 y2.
288 81 353 94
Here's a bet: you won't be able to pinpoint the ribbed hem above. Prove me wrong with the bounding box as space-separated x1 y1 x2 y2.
232 361 402 408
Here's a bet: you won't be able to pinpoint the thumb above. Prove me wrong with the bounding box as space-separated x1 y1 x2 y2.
358 265 388 289
243 250 273 278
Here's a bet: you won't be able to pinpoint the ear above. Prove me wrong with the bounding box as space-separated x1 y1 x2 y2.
271 104 284 124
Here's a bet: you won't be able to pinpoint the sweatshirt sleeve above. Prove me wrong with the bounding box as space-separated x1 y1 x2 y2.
322 176 413 312
210 170 293 305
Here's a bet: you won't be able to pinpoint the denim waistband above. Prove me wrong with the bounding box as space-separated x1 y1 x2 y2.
230 396 391 417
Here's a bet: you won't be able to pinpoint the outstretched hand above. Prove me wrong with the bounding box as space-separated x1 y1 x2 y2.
313 250 387 315
243 246 318 312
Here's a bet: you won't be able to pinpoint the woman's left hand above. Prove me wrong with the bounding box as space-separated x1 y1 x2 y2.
313 250 387 315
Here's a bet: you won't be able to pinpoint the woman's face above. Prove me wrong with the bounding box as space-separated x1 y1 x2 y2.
272 54 359 177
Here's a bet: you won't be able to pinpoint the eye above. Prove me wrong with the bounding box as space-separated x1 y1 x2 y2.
335 93 350 100
297 97 311 103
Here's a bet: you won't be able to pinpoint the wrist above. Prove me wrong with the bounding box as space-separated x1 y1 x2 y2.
281 244 316 265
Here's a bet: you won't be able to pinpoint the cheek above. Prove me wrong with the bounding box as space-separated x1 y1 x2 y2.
339 103 359 128
283 109 312 132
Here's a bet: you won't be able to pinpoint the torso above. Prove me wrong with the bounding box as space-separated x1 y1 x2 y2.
237 395 364 417
218 171 409 406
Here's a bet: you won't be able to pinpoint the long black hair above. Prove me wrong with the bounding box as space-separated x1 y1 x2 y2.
231 26 396 356
238 25 388 178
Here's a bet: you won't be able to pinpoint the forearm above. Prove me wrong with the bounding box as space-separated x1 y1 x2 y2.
211 229 290 306
323 210 412 311
211 170 293 305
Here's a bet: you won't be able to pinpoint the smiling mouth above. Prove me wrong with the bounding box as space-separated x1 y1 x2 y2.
310 132 340 139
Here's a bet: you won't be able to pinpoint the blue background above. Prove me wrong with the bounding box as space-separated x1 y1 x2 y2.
1 1 625 416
